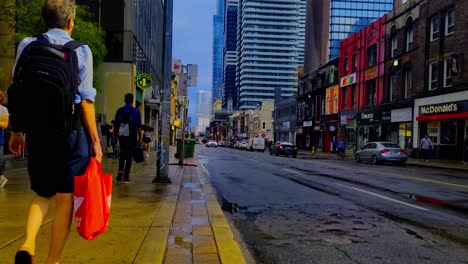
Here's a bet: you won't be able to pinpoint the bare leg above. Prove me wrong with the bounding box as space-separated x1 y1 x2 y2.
20 195 51 255
46 193 73 264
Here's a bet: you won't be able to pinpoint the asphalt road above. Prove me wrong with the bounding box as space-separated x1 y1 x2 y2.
199 146 468 264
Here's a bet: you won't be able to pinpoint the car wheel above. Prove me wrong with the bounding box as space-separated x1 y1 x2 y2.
355 154 361 163
372 155 379 165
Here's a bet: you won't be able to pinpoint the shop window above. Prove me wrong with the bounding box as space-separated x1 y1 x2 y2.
333 95 338 113
390 74 397 102
352 54 358 72
429 62 439 90
427 121 439 144
390 26 398 57
351 85 356 107
430 15 440 41
440 120 457 145
405 17 413 51
342 87 347 108
367 45 377 67
262 122 266 129
366 80 376 106
444 58 455 87
445 8 455 36
326 97 331 115
344 58 349 75
404 70 412 99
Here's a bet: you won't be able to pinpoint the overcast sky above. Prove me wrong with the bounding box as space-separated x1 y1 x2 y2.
173 0 216 126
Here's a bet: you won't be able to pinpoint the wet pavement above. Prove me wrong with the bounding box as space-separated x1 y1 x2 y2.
200 146 468 264
0 148 247 264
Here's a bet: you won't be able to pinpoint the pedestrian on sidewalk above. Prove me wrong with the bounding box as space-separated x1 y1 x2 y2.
0 91 10 188
332 136 337 153
114 93 142 183
143 128 152 159
420 134 434 162
8 1 102 263
337 138 346 160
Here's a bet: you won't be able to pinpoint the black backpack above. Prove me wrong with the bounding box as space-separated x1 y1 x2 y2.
8 34 83 135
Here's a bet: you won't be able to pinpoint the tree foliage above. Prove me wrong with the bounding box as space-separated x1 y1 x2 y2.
0 0 107 85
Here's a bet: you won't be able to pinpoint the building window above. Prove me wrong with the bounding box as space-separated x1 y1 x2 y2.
262 122 266 129
342 87 347 108
440 120 457 145
352 54 358 72
430 15 440 41
366 80 376 105
321 98 325 117
427 121 439 144
390 74 397 102
444 58 455 87
404 69 412 99
390 26 397 57
351 85 356 107
429 62 439 90
367 45 377 67
344 58 349 75
326 97 331 115
333 95 338 113
405 17 413 51
445 9 455 35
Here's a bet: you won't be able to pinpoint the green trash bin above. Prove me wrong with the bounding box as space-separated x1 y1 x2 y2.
186 139 195 157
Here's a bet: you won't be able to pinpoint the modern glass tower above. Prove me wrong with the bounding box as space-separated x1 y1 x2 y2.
222 0 238 110
212 0 225 102
304 0 393 73
236 0 306 110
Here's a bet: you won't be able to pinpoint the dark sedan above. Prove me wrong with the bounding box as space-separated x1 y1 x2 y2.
269 141 298 158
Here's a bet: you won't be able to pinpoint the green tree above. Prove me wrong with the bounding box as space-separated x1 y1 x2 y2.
0 0 106 86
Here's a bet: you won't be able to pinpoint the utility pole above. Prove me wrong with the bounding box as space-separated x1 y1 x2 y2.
154 0 173 183
178 96 187 166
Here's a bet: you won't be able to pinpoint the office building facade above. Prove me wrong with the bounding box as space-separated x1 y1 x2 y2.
236 0 306 110
212 0 225 102
304 0 393 73
222 0 239 109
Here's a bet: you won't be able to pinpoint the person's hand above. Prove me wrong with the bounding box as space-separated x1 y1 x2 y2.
93 142 103 163
9 132 25 158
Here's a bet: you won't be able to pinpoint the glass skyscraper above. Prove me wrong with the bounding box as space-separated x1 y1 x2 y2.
222 0 239 109
236 0 307 110
212 0 225 102
328 0 393 59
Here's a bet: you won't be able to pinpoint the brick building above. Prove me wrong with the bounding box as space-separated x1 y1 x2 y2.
412 0 468 161
339 17 387 149
382 0 425 151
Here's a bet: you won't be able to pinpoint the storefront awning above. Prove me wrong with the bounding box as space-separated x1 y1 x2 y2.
416 112 468 121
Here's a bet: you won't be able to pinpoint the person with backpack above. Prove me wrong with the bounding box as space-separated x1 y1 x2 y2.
0 91 9 188
8 1 102 263
114 93 142 183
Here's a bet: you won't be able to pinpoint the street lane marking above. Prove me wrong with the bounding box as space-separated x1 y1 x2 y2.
283 168 303 175
337 183 430 211
312 161 468 189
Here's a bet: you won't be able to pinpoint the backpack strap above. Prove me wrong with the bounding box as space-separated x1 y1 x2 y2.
63 40 84 51
36 34 49 43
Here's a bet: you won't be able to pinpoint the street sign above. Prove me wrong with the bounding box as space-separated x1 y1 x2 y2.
136 73 152 89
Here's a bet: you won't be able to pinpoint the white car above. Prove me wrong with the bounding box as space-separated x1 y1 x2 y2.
248 137 265 152
206 140 218 148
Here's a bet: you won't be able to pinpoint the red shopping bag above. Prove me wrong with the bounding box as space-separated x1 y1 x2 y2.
74 158 113 240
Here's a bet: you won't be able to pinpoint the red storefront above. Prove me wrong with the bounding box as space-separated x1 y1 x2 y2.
338 17 386 148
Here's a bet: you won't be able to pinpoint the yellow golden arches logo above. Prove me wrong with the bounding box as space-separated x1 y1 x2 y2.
136 73 152 89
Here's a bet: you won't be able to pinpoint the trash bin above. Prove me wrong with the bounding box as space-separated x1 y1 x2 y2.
184 139 195 158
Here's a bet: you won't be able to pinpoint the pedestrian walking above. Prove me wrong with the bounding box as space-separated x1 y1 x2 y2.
114 93 142 183
420 134 434 162
8 1 102 263
0 91 9 188
337 138 346 160
332 136 337 153
143 128 152 158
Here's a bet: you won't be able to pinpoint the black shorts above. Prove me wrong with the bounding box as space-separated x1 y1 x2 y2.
27 130 91 198
143 137 152 144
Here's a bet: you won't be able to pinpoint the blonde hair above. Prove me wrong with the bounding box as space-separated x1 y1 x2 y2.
0 91 6 105
41 0 76 29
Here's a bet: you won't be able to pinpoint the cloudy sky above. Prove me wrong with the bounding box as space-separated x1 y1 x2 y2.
173 0 216 125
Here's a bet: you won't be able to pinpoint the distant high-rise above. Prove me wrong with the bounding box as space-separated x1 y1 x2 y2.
304 0 393 73
222 0 238 109
212 0 225 102
236 0 306 110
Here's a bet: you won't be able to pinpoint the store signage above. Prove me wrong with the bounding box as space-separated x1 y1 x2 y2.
357 111 381 124
419 102 463 115
281 121 290 130
340 115 348 125
340 73 356 87
314 125 321 131
391 108 412 122
365 66 377 77
382 111 391 123
303 121 313 127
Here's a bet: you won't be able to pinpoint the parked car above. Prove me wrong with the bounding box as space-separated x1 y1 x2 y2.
354 142 407 165
269 141 298 157
248 137 265 152
218 140 229 147
206 140 218 148
227 141 236 148
233 141 240 149
240 140 249 150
